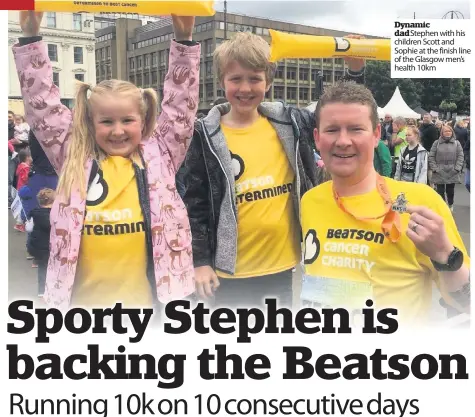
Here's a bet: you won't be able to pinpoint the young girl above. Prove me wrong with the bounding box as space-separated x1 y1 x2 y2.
14 11 200 310
14 114 30 144
394 126 428 184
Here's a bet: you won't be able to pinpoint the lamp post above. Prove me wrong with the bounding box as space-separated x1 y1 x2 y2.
442 11 464 100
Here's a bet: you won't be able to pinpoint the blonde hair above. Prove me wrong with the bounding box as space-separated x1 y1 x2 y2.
406 126 420 140
57 80 158 200
455 120 465 128
213 32 276 85
37 188 56 206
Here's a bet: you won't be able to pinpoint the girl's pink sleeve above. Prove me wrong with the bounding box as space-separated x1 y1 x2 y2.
13 41 73 173
153 40 201 173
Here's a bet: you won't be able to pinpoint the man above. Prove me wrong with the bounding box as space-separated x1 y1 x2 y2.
419 113 439 152
300 82 470 323
381 114 393 148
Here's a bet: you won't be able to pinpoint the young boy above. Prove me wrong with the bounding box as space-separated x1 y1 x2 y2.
27 188 55 297
394 126 428 184
182 31 364 307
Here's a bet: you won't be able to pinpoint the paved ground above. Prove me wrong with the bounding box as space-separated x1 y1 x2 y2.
8 184 471 314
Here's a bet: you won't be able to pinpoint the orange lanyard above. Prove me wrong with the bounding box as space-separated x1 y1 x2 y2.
332 174 402 243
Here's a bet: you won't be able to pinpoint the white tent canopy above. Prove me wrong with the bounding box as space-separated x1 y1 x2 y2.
382 87 421 119
306 101 385 119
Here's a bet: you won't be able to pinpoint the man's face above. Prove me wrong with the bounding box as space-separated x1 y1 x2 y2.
314 103 380 182
384 114 392 124
8 113 14 124
423 114 431 124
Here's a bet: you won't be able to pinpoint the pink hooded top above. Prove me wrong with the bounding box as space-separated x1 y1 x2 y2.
13 39 200 310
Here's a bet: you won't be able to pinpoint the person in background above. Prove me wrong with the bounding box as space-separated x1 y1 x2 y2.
454 120 469 149
381 113 393 149
14 114 30 144
434 120 443 138
394 126 428 184
407 118 417 127
27 188 55 297
419 113 438 152
463 132 470 192
390 116 407 177
27 130 58 206
374 139 392 177
14 148 32 232
8 110 17 207
429 124 464 212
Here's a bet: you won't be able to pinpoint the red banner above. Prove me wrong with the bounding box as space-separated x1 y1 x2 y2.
0 0 34 9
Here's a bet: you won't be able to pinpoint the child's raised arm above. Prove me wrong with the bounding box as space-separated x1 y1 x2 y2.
153 15 200 173
13 12 72 174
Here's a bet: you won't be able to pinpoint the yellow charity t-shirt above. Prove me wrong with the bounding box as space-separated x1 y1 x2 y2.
219 115 300 278
301 178 469 322
72 156 152 308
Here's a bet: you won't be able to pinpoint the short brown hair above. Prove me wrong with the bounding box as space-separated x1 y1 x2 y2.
213 32 276 85
314 81 379 129
37 188 55 207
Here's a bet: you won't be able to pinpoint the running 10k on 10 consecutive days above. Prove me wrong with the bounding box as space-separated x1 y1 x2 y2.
10 392 420 417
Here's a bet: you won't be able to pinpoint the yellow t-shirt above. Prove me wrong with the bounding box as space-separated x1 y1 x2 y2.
301 178 469 322
219 116 300 278
72 156 152 308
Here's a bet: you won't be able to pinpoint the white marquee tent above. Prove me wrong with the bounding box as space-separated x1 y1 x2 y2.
382 87 421 119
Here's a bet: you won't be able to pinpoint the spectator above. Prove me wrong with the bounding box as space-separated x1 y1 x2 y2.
27 130 58 209
454 120 469 149
429 124 464 212
419 113 438 151
15 148 32 191
394 126 428 184
391 116 408 159
381 113 393 148
463 132 470 192
27 188 55 297
14 114 30 144
374 140 392 177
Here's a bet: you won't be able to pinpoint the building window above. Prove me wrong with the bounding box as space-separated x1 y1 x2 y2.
73 13 82 31
46 12 56 28
152 52 158 66
299 69 309 81
287 87 297 100
129 75 135 84
129 58 135 69
160 71 166 83
52 72 59 88
207 84 214 100
160 51 166 65
205 61 213 76
219 21 225 30
323 70 332 83
106 46 111 58
286 68 296 80
217 88 225 97
145 54 150 67
152 71 158 84
48 44 58 62
75 73 85 82
275 66 284 79
136 74 142 86
144 73 150 85
274 86 284 100
138 56 142 69
74 47 83 64
299 88 309 102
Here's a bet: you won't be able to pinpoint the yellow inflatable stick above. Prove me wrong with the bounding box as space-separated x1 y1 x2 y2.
269 29 390 62
34 0 215 16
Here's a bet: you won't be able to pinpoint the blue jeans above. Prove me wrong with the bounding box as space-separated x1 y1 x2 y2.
465 169 470 192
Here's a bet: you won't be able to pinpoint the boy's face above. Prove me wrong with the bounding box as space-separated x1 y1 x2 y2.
314 102 380 183
222 61 270 117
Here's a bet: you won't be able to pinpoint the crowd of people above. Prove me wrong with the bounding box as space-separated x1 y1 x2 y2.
8 11 470 324
370 112 470 211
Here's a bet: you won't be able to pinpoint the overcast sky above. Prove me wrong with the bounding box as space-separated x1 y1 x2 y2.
215 1 470 37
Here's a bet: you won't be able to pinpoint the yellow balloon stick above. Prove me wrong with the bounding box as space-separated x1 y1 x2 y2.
269 29 391 62
34 0 216 16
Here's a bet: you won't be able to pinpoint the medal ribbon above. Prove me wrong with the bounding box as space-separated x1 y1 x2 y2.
332 174 402 242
